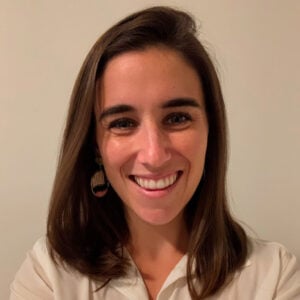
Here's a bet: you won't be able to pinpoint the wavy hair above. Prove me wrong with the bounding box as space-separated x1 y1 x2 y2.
47 6 248 299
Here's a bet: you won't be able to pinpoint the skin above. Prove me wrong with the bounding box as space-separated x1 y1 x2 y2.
95 46 208 298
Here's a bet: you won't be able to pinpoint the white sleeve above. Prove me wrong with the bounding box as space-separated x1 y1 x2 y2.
10 238 54 300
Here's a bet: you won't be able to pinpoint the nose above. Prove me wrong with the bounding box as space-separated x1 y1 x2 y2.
136 122 171 169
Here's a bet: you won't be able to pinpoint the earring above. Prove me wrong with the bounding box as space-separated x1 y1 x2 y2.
90 156 109 197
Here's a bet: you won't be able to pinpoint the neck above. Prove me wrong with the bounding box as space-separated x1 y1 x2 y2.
126 212 189 259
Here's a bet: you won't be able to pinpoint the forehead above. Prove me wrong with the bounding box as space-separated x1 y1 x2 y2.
97 47 204 109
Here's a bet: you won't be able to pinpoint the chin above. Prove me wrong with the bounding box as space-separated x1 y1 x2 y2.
134 207 182 226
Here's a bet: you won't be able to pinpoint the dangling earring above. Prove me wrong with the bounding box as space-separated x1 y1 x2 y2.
90 156 109 197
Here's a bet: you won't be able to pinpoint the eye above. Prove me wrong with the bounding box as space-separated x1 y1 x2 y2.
108 118 138 131
163 112 192 127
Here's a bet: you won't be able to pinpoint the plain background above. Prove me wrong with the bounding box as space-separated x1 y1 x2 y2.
1 1 299 299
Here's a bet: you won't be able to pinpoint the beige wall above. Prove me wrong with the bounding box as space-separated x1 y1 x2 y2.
1 0 299 298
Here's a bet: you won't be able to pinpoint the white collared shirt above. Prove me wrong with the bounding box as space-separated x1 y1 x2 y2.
10 237 300 299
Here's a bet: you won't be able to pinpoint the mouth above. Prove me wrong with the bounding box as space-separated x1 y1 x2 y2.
130 171 182 191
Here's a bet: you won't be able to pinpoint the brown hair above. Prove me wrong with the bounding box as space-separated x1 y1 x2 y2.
47 6 248 299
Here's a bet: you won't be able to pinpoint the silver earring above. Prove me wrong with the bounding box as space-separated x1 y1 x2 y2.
90 157 109 197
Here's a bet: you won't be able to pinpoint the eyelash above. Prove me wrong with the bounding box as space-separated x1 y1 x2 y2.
107 112 192 132
163 112 192 126
108 118 138 130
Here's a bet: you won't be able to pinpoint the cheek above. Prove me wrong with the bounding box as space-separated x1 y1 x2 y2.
184 134 208 189
174 131 208 161
97 135 130 174
97 130 117 158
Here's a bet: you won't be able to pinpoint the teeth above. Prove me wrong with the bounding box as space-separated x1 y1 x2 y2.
134 173 178 190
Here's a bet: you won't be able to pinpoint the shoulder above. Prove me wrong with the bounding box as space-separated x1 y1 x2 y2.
232 238 300 299
29 236 50 264
249 238 295 258
10 237 94 300
10 237 53 299
248 238 299 270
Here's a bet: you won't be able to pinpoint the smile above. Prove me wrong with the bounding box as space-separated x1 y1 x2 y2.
133 172 181 190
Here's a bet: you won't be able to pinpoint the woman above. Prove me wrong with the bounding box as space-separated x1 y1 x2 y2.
10 6 300 300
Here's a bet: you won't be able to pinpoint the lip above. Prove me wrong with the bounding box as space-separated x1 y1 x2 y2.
129 171 182 194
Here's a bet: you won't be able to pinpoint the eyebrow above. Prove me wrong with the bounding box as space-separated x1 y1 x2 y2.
99 98 202 121
99 104 135 121
161 98 202 109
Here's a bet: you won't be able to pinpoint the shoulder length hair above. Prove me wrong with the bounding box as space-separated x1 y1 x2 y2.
47 6 248 299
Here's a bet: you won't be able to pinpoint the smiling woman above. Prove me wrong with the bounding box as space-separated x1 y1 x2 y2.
10 6 300 300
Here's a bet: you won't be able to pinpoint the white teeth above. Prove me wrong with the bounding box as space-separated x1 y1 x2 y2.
134 173 178 190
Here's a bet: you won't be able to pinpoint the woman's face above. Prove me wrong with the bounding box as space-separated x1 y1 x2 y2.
96 47 208 226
